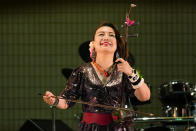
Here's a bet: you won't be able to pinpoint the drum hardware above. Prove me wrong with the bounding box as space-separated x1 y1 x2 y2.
163 105 191 117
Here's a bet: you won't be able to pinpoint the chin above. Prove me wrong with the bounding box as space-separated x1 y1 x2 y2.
101 50 115 54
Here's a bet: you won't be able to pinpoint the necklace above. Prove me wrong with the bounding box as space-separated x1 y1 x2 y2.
93 61 112 77
93 61 110 77
93 61 115 85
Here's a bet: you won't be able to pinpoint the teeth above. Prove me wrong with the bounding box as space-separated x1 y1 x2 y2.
101 41 112 46
103 41 111 44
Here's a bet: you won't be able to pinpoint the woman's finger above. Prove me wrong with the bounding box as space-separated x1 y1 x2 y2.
115 58 125 63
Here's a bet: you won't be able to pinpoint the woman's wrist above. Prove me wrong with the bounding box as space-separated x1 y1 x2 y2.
126 68 134 76
53 97 59 106
132 78 144 89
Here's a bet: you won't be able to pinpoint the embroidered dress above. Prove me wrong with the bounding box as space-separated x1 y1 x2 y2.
60 62 136 131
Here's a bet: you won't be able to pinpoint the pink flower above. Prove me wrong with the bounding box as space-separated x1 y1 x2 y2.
125 18 135 26
89 41 94 59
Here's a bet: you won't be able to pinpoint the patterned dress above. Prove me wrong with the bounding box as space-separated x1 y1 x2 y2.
60 62 136 131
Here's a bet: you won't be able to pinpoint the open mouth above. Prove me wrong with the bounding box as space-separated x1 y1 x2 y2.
100 41 112 46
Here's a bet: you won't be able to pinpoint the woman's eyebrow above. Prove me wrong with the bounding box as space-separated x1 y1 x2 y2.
109 32 115 34
96 31 114 34
96 31 104 34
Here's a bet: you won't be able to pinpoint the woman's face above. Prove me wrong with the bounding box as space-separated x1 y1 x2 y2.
93 26 117 54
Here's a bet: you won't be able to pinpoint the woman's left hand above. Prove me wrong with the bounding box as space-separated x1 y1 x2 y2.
115 58 133 76
116 58 151 101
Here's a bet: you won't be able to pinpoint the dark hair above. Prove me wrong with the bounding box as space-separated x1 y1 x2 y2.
93 22 129 61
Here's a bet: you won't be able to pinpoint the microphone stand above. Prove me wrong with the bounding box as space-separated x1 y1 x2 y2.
50 105 56 131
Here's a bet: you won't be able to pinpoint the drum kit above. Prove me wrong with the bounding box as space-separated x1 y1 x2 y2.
133 80 196 131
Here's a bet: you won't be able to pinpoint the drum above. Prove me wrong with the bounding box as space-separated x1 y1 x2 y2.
159 81 192 106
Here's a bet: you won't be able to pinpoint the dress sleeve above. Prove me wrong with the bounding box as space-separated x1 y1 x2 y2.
60 66 83 108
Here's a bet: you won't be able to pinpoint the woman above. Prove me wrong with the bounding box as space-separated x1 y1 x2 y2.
43 22 150 131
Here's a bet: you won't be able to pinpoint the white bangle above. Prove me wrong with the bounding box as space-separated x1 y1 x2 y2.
132 78 144 89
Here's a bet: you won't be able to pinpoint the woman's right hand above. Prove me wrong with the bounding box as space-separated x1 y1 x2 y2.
43 91 56 106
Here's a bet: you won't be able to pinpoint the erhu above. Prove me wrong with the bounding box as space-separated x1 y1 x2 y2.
39 93 154 122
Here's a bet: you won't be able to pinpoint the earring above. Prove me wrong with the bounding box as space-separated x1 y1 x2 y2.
90 48 96 61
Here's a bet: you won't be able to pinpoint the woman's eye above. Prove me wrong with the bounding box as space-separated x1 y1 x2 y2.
110 34 115 37
99 34 104 36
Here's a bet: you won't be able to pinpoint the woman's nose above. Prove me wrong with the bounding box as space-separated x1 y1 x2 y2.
103 34 109 40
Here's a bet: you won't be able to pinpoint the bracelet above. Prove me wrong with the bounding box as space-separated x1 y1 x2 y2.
132 78 144 89
53 97 59 106
128 69 144 89
128 69 140 83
